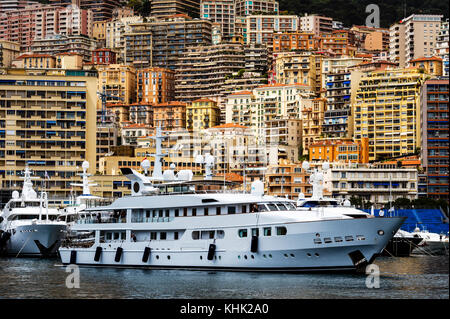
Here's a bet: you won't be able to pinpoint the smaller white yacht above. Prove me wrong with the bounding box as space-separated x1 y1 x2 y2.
0 167 67 257
412 226 449 255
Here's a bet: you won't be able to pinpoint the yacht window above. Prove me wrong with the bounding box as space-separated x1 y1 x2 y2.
217 230 225 239
314 238 322 244
160 232 167 240
106 233 112 240
201 230 214 239
356 235 366 241
152 210 157 218
183 207 188 216
267 203 279 211
114 232 120 240
228 206 236 214
257 204 269 212
345 236 354 241
303 201 319 207
192 208 197 216
150 232 157 240
174 209 179 217
159 210 163 218
174 232 179 240
238 229 248 238
242 205 247 214
204 207 209 216
120 232 126 240
146 210 151 218
216 207 221 215
251 228 259 237
324 237 332 243
250 203 258 213
192 231 199 240
165 210 170 217
276 226 287 236
263 227 272 236
334 237 343 242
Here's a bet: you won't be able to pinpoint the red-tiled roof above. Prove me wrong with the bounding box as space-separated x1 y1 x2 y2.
411 56 443 63
210 123 248 129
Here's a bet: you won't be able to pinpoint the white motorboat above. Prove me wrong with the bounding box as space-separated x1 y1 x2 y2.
58 130 405 272
0 167 67 257
412 226 449 255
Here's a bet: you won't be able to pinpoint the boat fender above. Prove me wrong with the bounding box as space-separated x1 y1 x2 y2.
94 246 102 262
70 250 77 264
251 235 258 253
115 247 123 262
142 247 151 262
207 243 216 260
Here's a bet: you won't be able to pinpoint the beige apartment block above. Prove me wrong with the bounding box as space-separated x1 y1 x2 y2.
0 67 97 199
0 41 21 68
97 64 137 107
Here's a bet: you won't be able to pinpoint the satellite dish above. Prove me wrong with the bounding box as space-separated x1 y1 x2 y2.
302 161 310 171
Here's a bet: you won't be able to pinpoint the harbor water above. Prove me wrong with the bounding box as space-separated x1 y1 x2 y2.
0 255 448 299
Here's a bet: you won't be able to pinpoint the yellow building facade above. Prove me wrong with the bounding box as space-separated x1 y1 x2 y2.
353 68 427 161
186 98 221 131
0 68 97 199
97 64 137 107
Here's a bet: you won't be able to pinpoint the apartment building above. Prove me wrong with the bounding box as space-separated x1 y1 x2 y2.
353 68 427 162
96 122 119 171
97 64 137 106
301 97 326 154
350 25 389 53
225 83 312 142
389 14 443 68
152 101 187 131
49 0 122 22
124 15 212 70
105 15 143 62
320 30 357 56
91 48 117 65
137 67 175 104
200 0 235 37
266 160 311 200
324 163 418 208
151 0 201 18
299 14 333 36
410 56 443 77
272 31 320 53
420 78 449 201
0 0 39 11
245 15 299 47
122 123 153 146
175 42 246 103
265 118 302 164
30 34 97 63
93 20 107 46
0 41 21 68
309 138 369 163
186 98 221 131
234 0 278 17
435 19 449 76
274 51 323 95
0 68 97 199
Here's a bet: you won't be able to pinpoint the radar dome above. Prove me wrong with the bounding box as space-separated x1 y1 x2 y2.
141 159 150 170
12 191 20 200
82 161 89 170
343 199 351 207
177 170 193 181
302 161 310 171
250 180 264 197
170 163 176 170
163 170 176 181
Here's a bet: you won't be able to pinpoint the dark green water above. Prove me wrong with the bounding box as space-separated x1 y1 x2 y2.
0 255 448 299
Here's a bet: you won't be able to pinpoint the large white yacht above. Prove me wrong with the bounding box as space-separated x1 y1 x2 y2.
0 167 67 257
58 130 405 272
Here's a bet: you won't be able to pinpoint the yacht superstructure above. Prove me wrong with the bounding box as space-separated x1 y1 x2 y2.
58 130 405 272
0 167 67 257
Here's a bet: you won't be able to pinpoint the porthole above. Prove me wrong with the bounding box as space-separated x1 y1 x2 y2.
314 253 319 257
238 255 241 259
200 256 203 260
167 255 170 260
307 253 312 257
268 254 272 258
251 255 254 259
244 255 248 259
377 230 384 236
290 254 295 258
284 253 289 258
156 255 159 260
218 256 221 260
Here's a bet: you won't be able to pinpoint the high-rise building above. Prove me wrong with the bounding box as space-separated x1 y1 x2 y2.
200 0 235 38
389 14 443 68
0 41 20 68
245 14 299 47
299 14 333 36
234 0 279 17
151 0 201 18
186 98 221 131
137 67 175 104
272 31 320 53
353 68 427 162
0 68 97 199
420 78 449 201
435 19 449 76
49 0 122 22
125 15 212 70
97 64 137 106
0 0 39 11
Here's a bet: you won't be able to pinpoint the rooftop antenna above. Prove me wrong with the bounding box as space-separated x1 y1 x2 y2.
70 161 97 196
150 126 167 180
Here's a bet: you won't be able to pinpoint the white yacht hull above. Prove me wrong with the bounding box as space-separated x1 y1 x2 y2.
4 224 67 257
60 217 404 272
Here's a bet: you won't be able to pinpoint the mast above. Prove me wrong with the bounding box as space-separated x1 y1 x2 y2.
150 126 167 180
